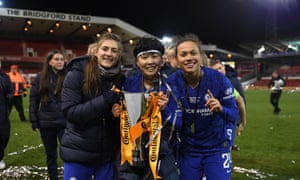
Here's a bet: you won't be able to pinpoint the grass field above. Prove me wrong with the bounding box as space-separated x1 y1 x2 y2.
1 88 300 179
232 88 300 180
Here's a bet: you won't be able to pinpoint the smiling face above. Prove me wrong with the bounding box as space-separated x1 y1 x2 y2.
176 40 202 75
136 52 162 80
95 39 120 68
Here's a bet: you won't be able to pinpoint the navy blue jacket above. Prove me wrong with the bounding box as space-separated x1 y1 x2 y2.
0 70 13 124
0 70 13 161
123 71 177 159
29 70 66 128
60 55 124 165
225 65 246 104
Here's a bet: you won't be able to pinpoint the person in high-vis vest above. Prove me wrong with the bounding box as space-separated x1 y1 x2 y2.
7 64 28 122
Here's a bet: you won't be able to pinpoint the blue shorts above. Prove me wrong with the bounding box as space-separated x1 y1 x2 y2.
178 151 232 180
63 161 114 180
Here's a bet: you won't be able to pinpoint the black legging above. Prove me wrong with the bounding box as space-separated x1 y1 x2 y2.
9 95 26 121
270 91 282 113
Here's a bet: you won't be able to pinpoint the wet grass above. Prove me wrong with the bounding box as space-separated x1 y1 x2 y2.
1 88 300 179
1 94 63 179
231 88 300 180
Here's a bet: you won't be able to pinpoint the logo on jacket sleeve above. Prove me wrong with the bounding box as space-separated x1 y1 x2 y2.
224 88 234 100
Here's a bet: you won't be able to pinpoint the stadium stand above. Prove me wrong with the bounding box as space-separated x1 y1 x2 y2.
0 39 23 56
0 7 156 83
0 7 299 88
24 40 62 57
62 42 89 58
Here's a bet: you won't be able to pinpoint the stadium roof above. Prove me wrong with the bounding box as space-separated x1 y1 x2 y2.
0 8 154 43
2 7 299 62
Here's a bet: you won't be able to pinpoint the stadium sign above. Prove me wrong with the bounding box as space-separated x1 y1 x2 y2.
1 8 91 22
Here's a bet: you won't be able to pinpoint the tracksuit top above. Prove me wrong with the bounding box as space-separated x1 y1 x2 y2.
166 66 239 155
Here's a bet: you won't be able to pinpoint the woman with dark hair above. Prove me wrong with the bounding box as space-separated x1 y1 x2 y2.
112 36 180 180
29 50 67 180
60 32 125 180
166 34 239 180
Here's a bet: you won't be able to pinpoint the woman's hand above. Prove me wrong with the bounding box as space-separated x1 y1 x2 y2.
205 89 222 112
157 91 169 110
112 103 121 118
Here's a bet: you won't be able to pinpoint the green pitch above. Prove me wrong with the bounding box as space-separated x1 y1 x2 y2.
232 88 300 180
3 89 300 179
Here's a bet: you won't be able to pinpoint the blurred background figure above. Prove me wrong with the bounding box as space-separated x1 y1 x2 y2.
7 64 28 122
0 60 14 170
87 42 97 55
161 40 179 77
224 63 246 104
210 59 247 151
268 70 286 115
29 50 67 180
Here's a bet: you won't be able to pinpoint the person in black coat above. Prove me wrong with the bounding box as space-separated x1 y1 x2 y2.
29 50 67 180
60 32 125 180
0 60 13 170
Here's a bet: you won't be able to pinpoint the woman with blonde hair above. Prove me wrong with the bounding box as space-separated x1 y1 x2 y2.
60 32 125 180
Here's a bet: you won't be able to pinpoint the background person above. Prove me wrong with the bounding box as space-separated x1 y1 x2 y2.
160 36 182 77
223 62 246 151
0 60 14 170
224 63 246 104
7 64 28 122
60 32 125 180
29 50 67 180
87 42 98 55
267 70 286 115
160 45 179 76
210 59 247 151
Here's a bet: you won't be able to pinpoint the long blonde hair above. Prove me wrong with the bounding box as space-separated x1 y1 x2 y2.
83 33 123 96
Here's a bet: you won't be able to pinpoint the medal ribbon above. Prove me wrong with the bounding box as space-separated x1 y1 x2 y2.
120 99 134 165
148 92 162 179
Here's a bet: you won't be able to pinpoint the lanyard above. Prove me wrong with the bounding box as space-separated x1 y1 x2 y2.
141 75 162 93
183 79 201 133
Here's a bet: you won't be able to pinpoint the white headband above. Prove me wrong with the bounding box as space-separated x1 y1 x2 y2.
136 50 162 58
